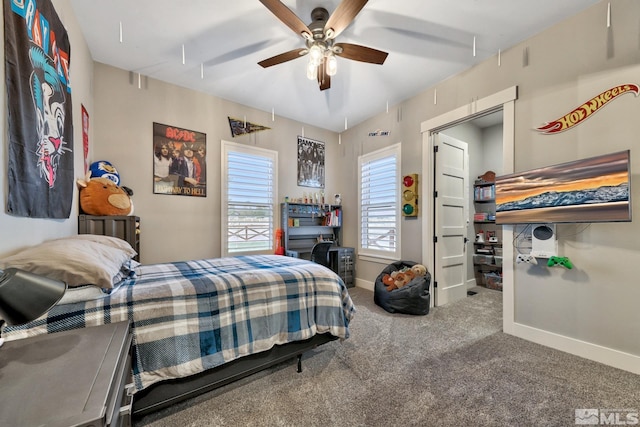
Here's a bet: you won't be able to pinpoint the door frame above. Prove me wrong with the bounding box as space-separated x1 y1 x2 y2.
420 86 517 334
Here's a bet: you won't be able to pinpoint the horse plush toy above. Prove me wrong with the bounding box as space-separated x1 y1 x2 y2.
77 172 134 216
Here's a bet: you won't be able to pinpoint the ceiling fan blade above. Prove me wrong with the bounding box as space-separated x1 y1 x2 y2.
324 0 368 39
258 48 307 68
317 60 331 91
335 43 388 64
259 0 312 40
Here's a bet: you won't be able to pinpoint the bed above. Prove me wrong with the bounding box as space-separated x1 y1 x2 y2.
0 236 355 416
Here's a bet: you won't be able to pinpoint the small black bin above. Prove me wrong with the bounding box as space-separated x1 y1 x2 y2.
374 260 431 315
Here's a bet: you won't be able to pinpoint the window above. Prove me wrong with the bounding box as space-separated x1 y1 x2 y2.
222 141 278 256
358 143 401 259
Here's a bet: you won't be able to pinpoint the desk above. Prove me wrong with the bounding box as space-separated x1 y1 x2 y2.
287 246 355 287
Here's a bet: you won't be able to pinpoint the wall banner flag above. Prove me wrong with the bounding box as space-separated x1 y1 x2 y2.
82 105 89 174
4 0 74 218
228 117 270 137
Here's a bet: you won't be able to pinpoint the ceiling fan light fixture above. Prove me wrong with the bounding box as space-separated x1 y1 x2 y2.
327 54 337 76
258 0 388 91
309 43 324 66
306 61 317 80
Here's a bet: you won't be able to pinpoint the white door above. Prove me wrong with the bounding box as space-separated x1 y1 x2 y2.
433 133 469 306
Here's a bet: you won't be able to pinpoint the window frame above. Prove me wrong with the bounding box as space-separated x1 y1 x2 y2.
358 143 401 261
221 140 278 257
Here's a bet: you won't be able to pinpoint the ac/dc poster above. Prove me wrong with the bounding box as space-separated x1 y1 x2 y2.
153 122 207 197
4 0 73 218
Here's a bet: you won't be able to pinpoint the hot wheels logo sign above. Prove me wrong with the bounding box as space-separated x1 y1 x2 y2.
535 84 639 134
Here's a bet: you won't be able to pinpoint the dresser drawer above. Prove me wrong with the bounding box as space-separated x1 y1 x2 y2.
106 332 134 427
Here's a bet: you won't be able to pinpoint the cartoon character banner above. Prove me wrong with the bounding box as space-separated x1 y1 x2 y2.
153 122 207 197
4 0 74 218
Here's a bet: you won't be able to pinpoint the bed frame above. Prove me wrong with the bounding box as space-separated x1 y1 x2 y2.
132 333 337 417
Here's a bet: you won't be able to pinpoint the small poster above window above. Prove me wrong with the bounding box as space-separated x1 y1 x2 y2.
153 122 207 197
297 136 325 188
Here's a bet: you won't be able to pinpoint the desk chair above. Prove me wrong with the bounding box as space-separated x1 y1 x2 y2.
310 241 333 268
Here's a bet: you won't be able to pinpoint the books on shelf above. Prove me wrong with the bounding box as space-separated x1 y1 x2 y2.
324 208 341 226
474 212 486 221
284 202 342 227
474 212 496 222
474 184 495 201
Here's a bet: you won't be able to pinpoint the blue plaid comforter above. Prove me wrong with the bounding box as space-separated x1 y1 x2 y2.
3 255 356 391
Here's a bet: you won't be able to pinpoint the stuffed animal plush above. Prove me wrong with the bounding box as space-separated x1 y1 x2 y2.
382 273 396 291
77 172 134 216
385 264 428 292
411 264 427 277
404 269 416 281
89 160 121 185
393 272 407 289
384 271 400 291
395 269 420 289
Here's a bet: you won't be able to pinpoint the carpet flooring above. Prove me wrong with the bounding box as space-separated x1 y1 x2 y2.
135 286 640 426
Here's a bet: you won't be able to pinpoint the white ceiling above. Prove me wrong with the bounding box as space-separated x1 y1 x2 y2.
68 0 600 133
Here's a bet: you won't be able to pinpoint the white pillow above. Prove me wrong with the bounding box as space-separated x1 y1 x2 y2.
62 234 137 258
0 237 135 289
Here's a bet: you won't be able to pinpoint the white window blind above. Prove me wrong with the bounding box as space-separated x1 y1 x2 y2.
359 144 401 258
222 141 277 255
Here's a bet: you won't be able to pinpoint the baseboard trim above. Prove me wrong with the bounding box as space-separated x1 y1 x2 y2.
512 323 640 375
356 278 374 292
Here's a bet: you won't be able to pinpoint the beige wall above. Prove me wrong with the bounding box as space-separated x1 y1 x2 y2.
90 63 341 264
342 0 640 361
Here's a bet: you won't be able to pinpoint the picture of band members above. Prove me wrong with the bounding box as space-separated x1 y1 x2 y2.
297 136 325 188
153 122 206 197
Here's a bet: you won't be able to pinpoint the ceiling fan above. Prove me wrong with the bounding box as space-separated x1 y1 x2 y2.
258 0 388 91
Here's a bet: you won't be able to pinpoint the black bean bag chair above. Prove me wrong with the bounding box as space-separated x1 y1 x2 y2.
374 260 431 315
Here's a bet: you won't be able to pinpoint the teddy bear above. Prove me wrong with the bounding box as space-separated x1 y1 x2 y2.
77 172 134 216
411 264 427 277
